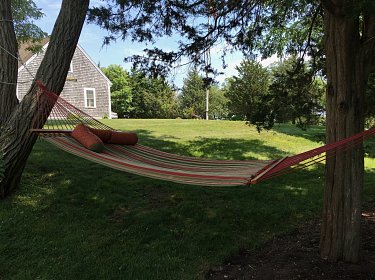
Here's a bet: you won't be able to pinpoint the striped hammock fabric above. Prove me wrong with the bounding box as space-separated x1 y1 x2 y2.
44 136 276 186
32 81 375 186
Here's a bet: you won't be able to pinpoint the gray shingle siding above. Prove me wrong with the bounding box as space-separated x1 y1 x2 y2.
17 44 111 119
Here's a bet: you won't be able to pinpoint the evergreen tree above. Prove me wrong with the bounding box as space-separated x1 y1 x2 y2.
128 69 178 118
180 69 206 118
224 60 272 131
208 85 228 120
269 56 325 129
101 65 133 118
148 78 180 118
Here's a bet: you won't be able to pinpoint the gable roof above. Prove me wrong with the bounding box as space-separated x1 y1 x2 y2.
75 44 112 86
18 38 112 86
18 38 50 68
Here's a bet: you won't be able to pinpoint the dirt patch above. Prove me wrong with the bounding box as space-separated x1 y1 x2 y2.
206 202 375 280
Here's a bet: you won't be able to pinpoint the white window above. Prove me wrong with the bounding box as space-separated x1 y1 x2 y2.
84 88 96 108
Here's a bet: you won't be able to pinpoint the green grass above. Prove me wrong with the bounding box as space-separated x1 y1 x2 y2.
1 120 375 280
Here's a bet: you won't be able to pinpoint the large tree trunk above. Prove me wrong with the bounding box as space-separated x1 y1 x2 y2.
0 0 90 198
320 2 375 262
0 0 18 124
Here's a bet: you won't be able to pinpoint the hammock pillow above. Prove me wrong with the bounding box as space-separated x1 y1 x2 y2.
71 124 104 153
88 127 112 142
108 131 138 145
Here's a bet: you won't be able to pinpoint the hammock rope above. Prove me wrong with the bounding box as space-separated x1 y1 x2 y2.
32 81 112 134
31 81 375 186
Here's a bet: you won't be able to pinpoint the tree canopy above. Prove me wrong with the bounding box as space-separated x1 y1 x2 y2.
87 0 328 78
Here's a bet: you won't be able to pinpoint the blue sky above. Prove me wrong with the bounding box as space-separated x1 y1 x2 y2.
33 0 276 88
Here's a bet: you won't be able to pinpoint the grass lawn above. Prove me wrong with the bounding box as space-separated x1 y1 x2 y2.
1 120 375 279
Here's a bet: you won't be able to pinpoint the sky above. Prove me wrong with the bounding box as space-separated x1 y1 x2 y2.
33 0 277 88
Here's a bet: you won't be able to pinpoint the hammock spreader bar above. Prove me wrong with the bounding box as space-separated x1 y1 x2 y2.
31 81 375 186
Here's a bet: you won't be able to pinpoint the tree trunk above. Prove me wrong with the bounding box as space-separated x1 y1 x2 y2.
0 0 18 124
320 3 374 262
0 0 90 198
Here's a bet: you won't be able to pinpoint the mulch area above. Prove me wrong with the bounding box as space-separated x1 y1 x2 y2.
206 201 375 280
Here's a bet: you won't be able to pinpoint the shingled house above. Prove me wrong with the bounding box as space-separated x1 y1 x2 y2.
17 39 113 119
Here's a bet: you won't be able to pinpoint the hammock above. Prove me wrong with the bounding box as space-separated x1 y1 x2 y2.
31 81 375 186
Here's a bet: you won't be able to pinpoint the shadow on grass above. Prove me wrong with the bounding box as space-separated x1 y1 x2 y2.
184 137 288 160
133 129 287 160
271 124 375 159
271 124 326 144
2 128 375 280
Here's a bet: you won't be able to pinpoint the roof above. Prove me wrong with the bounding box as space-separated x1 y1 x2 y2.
18 38 50 68
18 38 112 86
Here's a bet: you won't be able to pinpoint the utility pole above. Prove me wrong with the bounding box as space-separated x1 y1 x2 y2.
205 3 212 121
205 47 210 120
205 86 209 120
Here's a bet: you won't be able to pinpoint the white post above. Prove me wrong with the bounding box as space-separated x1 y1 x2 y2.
205 86 209 120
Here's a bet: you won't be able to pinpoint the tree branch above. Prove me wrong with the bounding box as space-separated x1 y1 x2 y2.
301 3 322 61
171 0 207 10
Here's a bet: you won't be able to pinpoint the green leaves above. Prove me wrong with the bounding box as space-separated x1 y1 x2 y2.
102 65 133 118
268 56 325 129
11 0 47 43
208 85 229 120
224 60 273 131
102 65 179 119
179 70 229 119
87 0 326 77
223 57 325 131
180 69 206 118
128 69 179 118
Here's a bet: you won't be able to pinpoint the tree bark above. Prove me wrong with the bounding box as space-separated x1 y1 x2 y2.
0 0 90 198
0 0 18 125
320 2 374 262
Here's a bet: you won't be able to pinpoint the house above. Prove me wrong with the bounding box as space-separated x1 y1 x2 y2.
17 39 113 119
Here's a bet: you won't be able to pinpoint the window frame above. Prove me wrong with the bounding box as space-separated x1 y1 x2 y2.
84 88 96 108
